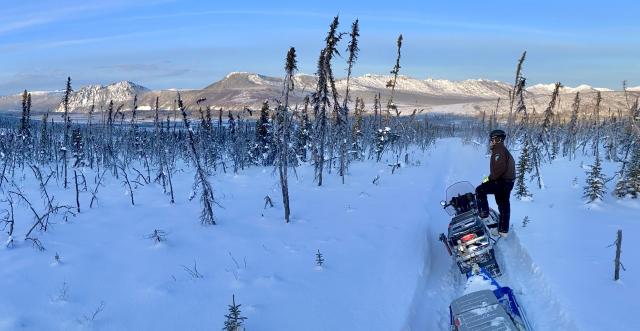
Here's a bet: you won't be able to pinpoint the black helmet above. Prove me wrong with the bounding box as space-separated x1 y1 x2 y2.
490 129 506 139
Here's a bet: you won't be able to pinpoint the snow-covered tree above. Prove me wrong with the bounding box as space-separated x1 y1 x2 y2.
253 101 273 166
375 127 392 162
563 92 580 160
295 96 312 162
19 90 32 140
71 128 84 168
275 46 297 223
614 143 640 198
514 137 532 199
584 146 607 203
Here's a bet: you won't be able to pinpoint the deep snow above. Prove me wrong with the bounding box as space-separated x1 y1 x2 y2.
0 138 637 330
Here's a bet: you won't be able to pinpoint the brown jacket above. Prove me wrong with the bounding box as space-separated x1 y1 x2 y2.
489 143 515 181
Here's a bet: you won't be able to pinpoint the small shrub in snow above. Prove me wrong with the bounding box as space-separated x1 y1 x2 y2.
315 249 324 267
146 229 167 243
50 281 69 303
77 300 106 325
521 216 531 228
182 260 203 279
223 294 247 331
263 195 274 209
388 162 401 174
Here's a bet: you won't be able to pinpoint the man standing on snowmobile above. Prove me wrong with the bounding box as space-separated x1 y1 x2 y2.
476 129 516 237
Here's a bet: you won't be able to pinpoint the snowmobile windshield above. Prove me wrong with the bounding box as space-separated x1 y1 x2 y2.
444 181 476 216
446 181 475 200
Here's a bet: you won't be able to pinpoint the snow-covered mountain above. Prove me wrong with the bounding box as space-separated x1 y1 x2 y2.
55 81 150 112
526 83 614 95
0 90 64 113
0 73 636 114
337 74 511 99
192 72 514 109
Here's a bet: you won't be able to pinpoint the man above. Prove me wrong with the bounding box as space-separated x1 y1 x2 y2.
476 129 516 237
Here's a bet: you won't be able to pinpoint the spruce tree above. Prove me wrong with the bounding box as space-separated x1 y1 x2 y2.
386 34 403 119
514 137 532 199
312 48 329 186
316 249 325 267
508 51 526 135
540 82 562 161
351 97 365 161
253 101 272 165
62 76 73 145
71 128 84 168
19 90 32 139
337 19 360 184
39 113 49 163
276 47 297 223
295 96 312 162
564 92 580 160
615 143 640 198
584 146 607 202
223 295 247 331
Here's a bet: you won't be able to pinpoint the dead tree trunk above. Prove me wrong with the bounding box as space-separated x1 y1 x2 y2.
614 229 623 281
74 170 80 213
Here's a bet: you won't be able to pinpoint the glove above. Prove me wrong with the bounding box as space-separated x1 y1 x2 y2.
482 176 489 183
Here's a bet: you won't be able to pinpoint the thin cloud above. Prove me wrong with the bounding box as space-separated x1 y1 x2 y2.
95 63 191 78
0 0 178 35
122 9 331 21
356 14 575 37
0 28 190 52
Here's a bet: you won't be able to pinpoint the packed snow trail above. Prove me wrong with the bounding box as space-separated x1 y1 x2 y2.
402 138 481 330
403 139 578 330
494 232 579 330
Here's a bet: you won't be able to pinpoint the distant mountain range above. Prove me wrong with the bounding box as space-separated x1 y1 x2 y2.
0 72 636 115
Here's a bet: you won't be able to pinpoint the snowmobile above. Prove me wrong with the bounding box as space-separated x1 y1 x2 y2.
439 181 501 277
449 264 532 331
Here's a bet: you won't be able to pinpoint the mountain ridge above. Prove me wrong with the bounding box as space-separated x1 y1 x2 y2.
0 72 636 114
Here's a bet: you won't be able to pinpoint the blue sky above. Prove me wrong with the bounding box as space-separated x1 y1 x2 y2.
0 0 638 94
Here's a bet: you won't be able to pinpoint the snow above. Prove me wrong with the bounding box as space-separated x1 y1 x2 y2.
225 71 252 79
463 275 497 295
527 83 614 95
54 81 149 113
469 302 497 316
336 75 510 98
0 138 637 330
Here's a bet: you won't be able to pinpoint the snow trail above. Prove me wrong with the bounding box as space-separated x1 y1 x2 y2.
403 139 482 330
495 231 579 330
403 139 578 330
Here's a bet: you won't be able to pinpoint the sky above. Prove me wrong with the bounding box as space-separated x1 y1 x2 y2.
0 0 639 95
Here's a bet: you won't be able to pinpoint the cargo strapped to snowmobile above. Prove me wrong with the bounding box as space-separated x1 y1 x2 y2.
449 267 533 331
450 289 516 331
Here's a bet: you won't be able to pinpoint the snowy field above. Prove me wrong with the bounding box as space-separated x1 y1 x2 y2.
1 138 637 330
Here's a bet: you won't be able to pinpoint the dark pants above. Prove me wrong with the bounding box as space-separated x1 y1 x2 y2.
476 180 514 233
